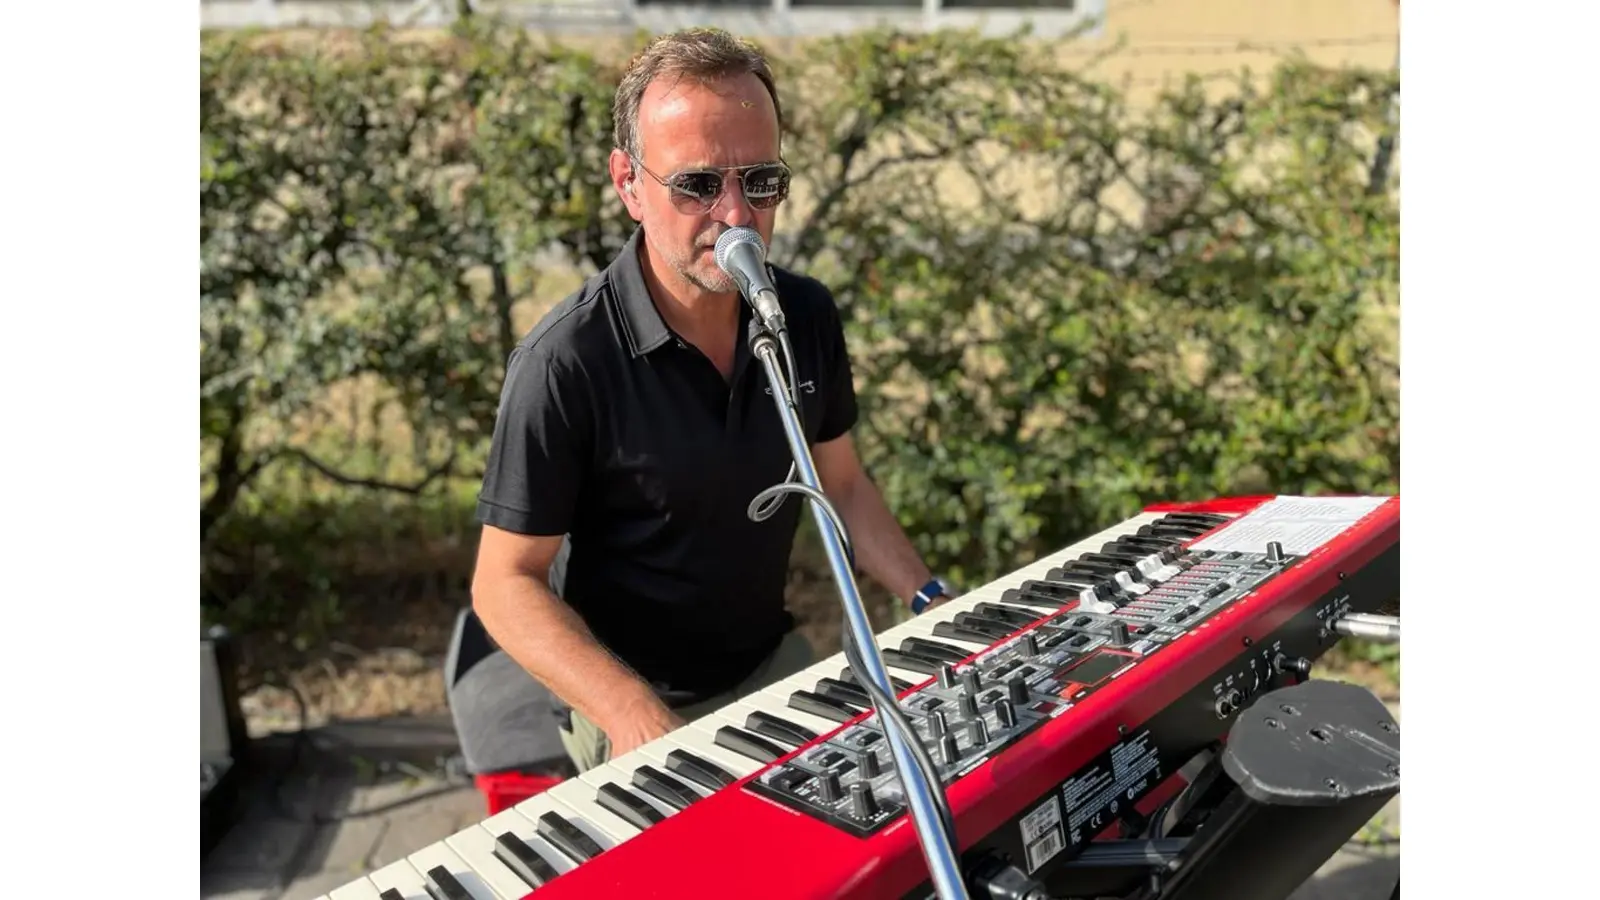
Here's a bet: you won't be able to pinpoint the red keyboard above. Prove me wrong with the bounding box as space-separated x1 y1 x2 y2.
321 494 1399 900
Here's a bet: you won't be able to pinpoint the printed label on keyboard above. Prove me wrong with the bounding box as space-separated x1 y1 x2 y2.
1190 496 1387 555
1061 728 1161 846
1018 795 1066 873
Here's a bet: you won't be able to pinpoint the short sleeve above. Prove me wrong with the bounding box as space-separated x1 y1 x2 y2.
475 343 592 536
813 288 859 444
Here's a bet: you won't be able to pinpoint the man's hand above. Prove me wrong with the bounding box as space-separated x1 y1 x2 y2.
604 691 688 757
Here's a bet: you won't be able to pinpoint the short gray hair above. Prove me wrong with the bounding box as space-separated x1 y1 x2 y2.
612 28 783 160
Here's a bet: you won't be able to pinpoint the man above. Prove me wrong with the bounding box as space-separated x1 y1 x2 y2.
470 27 952 775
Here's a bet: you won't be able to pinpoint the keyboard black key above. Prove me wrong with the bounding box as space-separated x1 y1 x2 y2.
665 748 736 790
971 603 1040 628
932 621 997 644
1052 562 1121 580
715 724 787 763
1138 522 1207 539
493 831 558 888
880 647 942 675
536 809 604 863
596 782 666 830
815 676 871 708
840 667 914 693
951 612 1016 638
789 689 860 723
1001 580 1081 608
1157 512 1229 527
632 764 702 811
379 891 404 900
899 637 967 665
745 710 817 747
424 864 472 900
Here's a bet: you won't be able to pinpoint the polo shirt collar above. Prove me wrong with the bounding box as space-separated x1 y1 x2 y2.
611 226 675 358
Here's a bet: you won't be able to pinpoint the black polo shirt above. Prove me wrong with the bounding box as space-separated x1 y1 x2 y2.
476 227 858 704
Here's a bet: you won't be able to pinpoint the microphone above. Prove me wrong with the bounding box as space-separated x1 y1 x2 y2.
714 226 786 335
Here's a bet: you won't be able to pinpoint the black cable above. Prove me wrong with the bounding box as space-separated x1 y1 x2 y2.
746 324 961 856
238 674 472 827
842 619 959 845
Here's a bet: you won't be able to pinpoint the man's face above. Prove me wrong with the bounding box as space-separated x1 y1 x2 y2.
615 72 786 295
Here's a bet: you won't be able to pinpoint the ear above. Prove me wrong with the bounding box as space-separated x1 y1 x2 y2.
610 148 643 221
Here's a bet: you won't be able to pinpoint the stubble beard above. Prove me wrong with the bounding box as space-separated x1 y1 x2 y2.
664 233 738 295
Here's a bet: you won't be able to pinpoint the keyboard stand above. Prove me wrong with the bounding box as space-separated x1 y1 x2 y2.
1032 680 1400 900
749 325 969 900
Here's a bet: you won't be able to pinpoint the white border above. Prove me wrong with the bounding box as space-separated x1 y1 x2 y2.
8 0 1594 895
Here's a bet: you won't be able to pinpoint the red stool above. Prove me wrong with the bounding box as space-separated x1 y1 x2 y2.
474 770 566 815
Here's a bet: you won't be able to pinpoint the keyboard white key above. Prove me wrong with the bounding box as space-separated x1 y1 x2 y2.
603 743 714 810
329 878 384 900
671 714 769 778
512 790 618 863
576 759 681 825
367 858 431 899
407 839 502 900
442 821 553 899
479 803 577 878
712 695 840 748
542 776 647 844
621 737 720 798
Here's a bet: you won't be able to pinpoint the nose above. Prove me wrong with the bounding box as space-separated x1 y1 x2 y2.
712 176 756 228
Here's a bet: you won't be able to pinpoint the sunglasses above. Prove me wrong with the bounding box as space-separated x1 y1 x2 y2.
629 155 791 213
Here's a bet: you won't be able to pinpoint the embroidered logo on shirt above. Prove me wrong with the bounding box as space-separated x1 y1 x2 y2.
764 380 816 396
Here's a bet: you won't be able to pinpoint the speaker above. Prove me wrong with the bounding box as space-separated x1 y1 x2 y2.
201 625 251 858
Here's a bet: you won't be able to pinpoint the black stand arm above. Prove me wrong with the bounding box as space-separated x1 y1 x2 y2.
1035 680 1400 900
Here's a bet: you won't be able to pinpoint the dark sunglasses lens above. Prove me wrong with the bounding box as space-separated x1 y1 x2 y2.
670 171 724 202
742 165 789 207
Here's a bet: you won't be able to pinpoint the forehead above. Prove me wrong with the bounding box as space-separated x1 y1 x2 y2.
637 72 780 170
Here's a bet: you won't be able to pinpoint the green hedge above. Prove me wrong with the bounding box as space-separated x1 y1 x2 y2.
201 19 1399 636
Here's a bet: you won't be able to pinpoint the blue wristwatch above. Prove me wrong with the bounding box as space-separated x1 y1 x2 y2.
911 577 952 615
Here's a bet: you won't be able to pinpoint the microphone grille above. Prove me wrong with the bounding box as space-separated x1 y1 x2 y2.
714 226 765 273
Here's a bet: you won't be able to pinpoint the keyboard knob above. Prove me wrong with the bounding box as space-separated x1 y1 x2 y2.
937 664 957 689
1007 675 1029 705
1266 541 1286 562
1106 620 1131 645
929 710 948 738
858 749 881 778
959 691 979 718
849 781 879 819
967 716 989 746
939 732 960 765
818 771 842 802
1021 633 1039 656
994 698 1017 729
960 668 981 695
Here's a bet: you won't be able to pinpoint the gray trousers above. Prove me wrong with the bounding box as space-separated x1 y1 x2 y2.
557 629 816 773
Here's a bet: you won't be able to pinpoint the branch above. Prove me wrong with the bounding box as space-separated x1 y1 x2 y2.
790 148 949 265
278 446 459 494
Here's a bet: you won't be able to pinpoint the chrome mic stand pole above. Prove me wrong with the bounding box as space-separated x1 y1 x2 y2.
748 325 970 900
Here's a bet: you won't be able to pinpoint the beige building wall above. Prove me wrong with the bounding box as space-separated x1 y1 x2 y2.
1071 0 1399 103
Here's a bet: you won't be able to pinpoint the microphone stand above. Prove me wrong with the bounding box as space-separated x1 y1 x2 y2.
748 323 971 900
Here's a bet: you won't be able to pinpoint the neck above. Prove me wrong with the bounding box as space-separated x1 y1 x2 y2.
637 237 740 341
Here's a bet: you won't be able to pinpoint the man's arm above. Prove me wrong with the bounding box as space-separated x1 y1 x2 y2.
813 433 949 613
471 525 685 755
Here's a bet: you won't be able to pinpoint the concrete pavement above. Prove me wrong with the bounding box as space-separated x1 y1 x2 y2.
200 711 1399 900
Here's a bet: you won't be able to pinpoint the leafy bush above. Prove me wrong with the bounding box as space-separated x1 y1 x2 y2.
200 19 1398 641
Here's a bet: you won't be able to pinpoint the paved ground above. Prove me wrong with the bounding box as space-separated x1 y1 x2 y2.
201 708 1400 900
